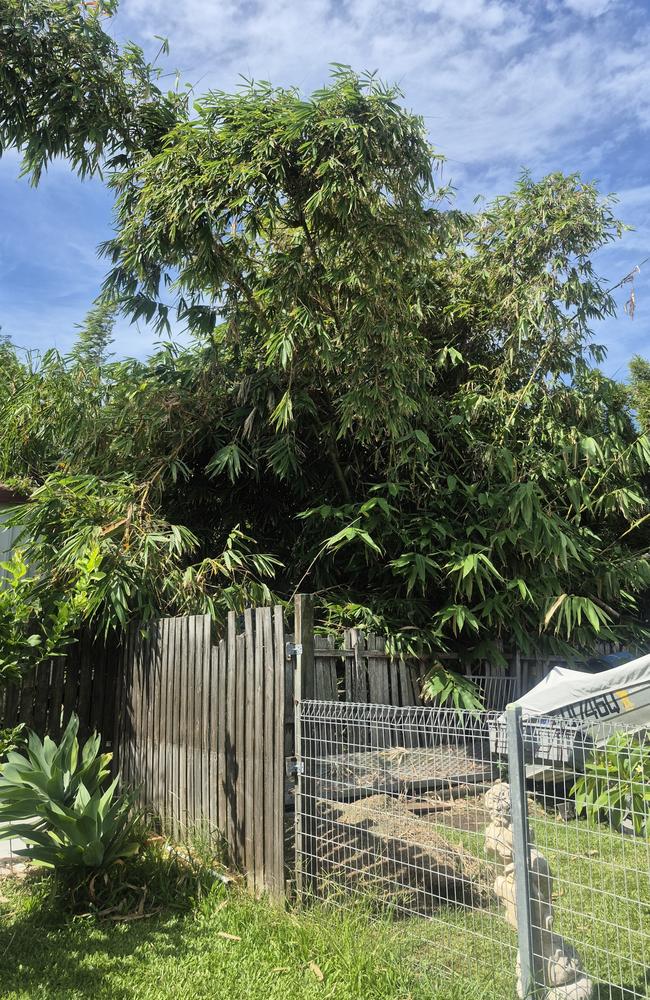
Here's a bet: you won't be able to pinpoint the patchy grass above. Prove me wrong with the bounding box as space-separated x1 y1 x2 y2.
0 873 494 1000
0 812 648 1000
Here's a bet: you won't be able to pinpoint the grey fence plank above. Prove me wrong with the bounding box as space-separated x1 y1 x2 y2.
3 681 19 728
216 637 227 847
201 619 213 839
262 606 275 892
127 624 141 795
225 612 237 860
89 637 106 739
388 655 399 708
164 618 177 831
48 656 66 740
191 616 203 833
367 634 388 705
129 628 142 806
111 633 125 776
352 630 368 704
76 631 94 742
31 660 51 735
253 607 265 893
182 616 193 834
273 605 286 897
409 661 423 706
157 618 169 825
209 643 220 835
62 642 79 731
243 609 255 880
139 629 151 808
153 619 166 819
117 627 131 785
314 635 335 754
171 617 184 834
235 631 246 867
344 629 354 702
148 625 159 813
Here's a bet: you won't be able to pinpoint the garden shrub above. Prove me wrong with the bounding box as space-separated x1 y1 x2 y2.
0 713 142 867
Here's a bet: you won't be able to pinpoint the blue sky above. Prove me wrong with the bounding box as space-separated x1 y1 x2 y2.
1 0 649 375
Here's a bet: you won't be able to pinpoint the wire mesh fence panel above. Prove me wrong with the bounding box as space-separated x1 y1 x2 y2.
296 700 519 995
467 674 520 713
296 700 650 999
513 713 650 1000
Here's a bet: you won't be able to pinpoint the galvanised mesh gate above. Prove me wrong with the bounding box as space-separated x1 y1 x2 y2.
294 699 650 999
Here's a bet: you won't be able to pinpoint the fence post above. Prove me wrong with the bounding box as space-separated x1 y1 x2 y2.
514 648 522 700
295 593 315 699
506 703 537 999
294 594 315 898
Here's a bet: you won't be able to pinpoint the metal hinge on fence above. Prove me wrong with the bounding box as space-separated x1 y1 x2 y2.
286 641 303 659
285 756 304 777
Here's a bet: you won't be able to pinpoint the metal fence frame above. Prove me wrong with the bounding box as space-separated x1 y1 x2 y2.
295 698 650 999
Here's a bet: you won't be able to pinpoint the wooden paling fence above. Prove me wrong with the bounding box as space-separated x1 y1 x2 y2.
309 628 521 709
114 607 287 898
0 630 118 746
0 594 541 896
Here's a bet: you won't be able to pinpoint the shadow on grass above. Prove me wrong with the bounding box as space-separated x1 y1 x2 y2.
0 880 188 1000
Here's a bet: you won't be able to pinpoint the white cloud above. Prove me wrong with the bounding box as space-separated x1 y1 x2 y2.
563 0 614 17
3 0 649 366
112 0 649 185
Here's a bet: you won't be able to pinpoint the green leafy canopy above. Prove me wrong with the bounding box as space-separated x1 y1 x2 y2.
0 3 649 678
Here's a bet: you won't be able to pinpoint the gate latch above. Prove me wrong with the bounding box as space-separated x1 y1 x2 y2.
285 756 304 777
286 641 303 659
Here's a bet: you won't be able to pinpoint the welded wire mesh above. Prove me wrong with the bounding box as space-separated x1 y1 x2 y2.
296 701 519 995
296 699 650 999
518 714 650 1000
467 674 520 712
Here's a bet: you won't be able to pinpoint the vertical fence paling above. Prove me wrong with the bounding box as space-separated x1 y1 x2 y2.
294 593 313 899
112 608 287 898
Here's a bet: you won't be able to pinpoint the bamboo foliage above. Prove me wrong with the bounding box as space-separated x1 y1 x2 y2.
0 6 649 678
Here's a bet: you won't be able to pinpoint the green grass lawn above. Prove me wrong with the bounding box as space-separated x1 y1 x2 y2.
0 874 496 1000
0 811 648 1000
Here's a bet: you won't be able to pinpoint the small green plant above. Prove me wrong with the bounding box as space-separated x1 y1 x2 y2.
0 714 142 867
422 665 484 714
572 732 650 835
0 723 24 760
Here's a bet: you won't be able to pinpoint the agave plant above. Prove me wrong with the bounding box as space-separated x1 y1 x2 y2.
0 714 141 868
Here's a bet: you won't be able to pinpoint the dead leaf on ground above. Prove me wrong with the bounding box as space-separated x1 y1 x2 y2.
308 961 324 981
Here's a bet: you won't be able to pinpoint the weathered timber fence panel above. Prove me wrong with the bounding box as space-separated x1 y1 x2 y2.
308 628 518 710
0 631 119 745
114 608 286 898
